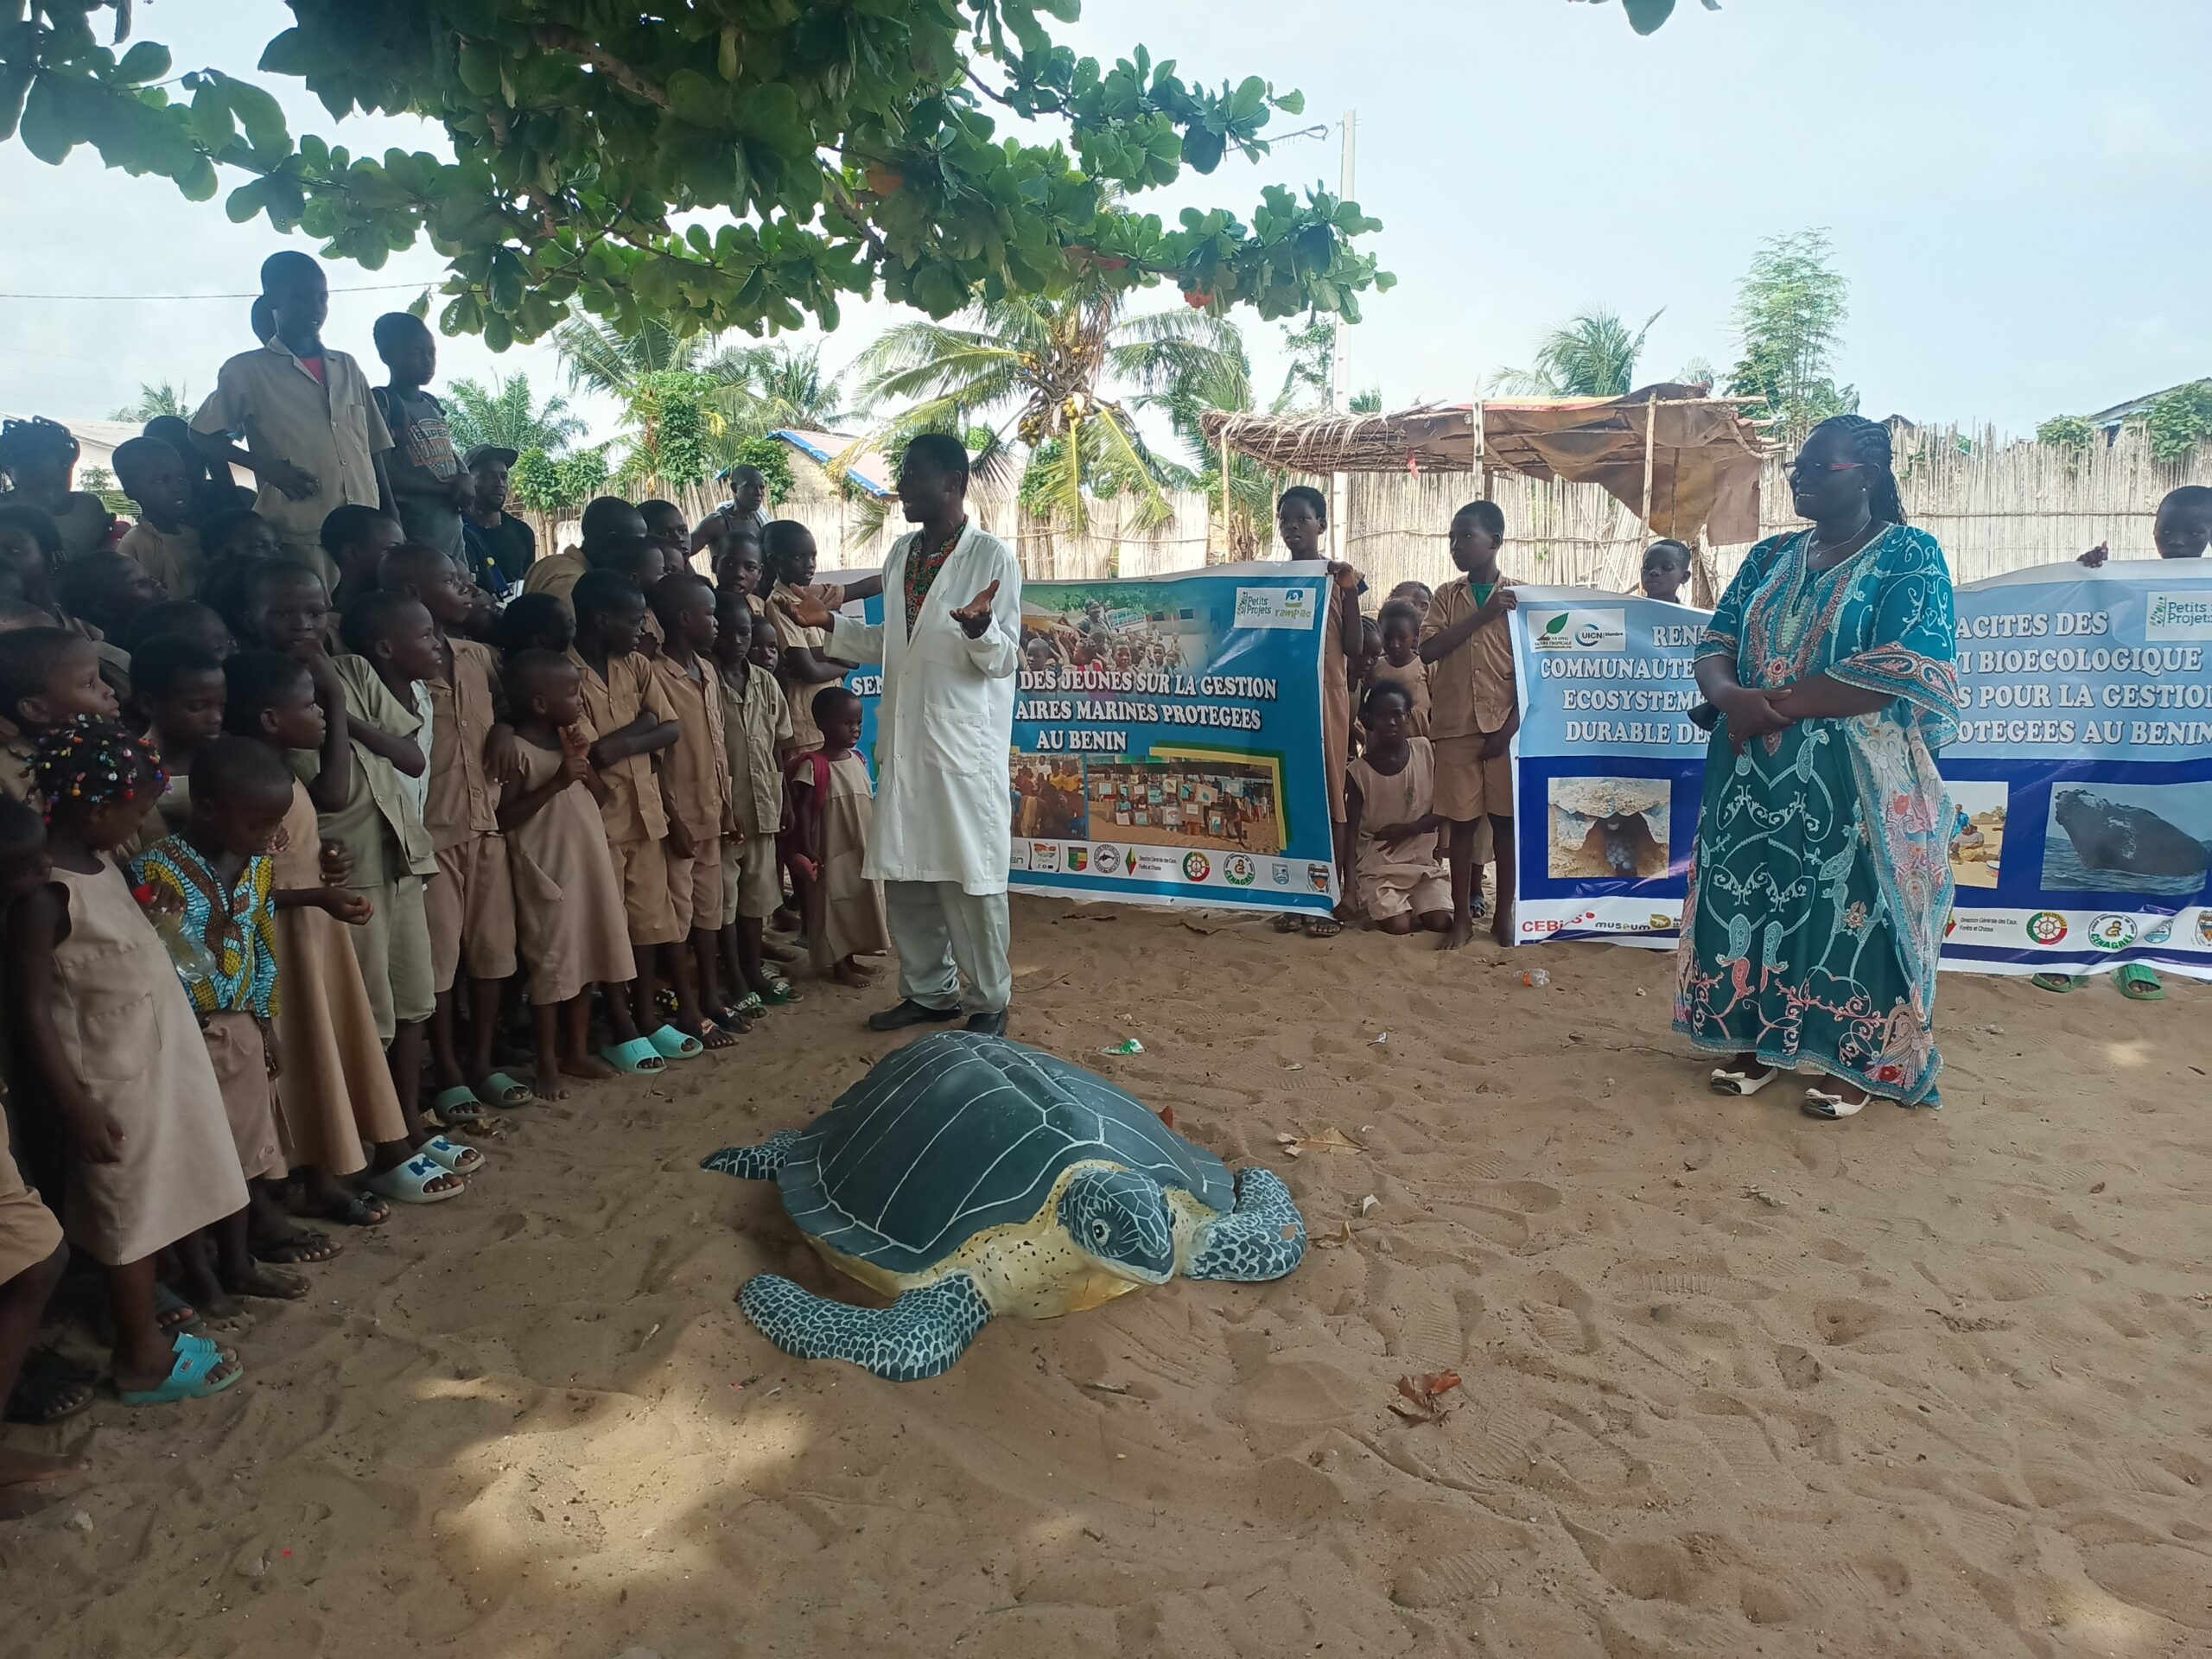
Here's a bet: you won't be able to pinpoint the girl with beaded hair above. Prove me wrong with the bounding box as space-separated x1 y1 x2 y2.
1674 416 1962 1120
4 719 251 1402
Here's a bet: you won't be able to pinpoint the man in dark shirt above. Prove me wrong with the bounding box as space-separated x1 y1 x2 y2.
459 444 536 594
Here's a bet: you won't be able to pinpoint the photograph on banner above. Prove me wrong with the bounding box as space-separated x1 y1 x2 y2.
1940 562 2212 980
1506 587 1709 947
1003 563 1336 914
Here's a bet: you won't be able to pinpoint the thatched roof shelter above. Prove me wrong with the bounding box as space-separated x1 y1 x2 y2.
1201 384 1771 544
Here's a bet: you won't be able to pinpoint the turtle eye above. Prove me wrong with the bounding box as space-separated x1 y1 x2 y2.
1090 1219 1111 1243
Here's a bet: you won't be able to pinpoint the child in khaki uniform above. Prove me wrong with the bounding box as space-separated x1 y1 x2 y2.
1418 499 1519 950
498 650 650 1096
788 685 889 988
712 590 796 1011
648 573 739 1046
378 544 524 1117
565 569 693 1071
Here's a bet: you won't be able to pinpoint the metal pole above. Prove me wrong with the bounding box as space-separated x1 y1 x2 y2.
1330 109 1356 564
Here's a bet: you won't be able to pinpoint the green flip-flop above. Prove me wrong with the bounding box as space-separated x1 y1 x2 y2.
646 1023 704 1061
431 1084 491 1127
2116 963 2166 1001
600 1035 667 1075
755 979 800 1007
477 1071 536 1107
2031 973 2087 993
121 1333 244 1406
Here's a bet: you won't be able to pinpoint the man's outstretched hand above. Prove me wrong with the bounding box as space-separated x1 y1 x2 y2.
778 588 835 632
952 580 1001 639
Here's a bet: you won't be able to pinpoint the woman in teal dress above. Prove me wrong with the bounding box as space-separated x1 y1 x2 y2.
1674 416 1961 1119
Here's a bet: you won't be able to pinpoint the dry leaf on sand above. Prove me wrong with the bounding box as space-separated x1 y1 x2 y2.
1389 1371 1463 1422
1274 1125 1366 1158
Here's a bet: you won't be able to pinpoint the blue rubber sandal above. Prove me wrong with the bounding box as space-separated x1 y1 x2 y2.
600 1036 667 1075
477 1071 536 1106
121 1332 244 1406
646 1023 704 1061
416 1135 485 1176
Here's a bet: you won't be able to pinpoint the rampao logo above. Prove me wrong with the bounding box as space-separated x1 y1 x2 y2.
1093 846 1120 874
1182 852 1211 882
2024 911 2067 945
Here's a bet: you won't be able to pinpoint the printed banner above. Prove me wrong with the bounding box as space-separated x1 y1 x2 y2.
836 563 1339 915
1506 587 1709 950
1505 563 2212 980
1940 563 2212 978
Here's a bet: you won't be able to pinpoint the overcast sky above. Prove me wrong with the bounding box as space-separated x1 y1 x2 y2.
3 0 2205 452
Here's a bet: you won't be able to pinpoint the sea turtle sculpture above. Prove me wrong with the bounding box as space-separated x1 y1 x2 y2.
701 1032 1306 1381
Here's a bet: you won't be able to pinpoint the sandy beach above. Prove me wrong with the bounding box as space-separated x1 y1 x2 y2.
3 898 2207 1658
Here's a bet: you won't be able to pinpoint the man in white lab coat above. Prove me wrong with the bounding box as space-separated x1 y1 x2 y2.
780 434 1023 1034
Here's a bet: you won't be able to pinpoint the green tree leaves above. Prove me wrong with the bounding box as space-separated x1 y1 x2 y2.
1726 229 1854 433
1 1 1398 349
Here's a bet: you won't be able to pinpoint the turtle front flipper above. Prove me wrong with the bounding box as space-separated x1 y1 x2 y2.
701 1128 802 1180
739 1272 995 1382
1188 1167 1307 1282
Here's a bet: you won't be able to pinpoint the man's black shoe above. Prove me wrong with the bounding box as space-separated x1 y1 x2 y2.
867 1000 961 1033
964 1009 1010 1037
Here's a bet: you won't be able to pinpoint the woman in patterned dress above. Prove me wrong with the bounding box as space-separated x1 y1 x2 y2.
1674 416 1961 1119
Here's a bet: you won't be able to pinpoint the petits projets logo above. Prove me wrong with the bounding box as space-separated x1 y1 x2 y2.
1529 608 1627 652
1233 586 1319 630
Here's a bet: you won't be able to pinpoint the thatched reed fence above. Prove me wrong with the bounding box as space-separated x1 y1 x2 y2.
529 425 2212 597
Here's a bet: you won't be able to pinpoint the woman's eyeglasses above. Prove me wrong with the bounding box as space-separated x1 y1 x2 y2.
1789 460 1865 480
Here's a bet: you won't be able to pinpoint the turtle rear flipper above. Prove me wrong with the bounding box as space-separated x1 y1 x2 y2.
1188 1167 1307 1282
701 1128 803 1181
739 1272 994 1382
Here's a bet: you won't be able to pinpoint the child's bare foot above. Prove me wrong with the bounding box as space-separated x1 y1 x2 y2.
557 1052 613 1083
223 1262 308 1301
1491 911 1514 948
0 1447 86 1494
251 1225 341 1266
1441 914 1477 950
830 959 876 988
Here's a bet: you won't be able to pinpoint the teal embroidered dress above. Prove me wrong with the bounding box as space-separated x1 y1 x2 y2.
1673 525 1961 1103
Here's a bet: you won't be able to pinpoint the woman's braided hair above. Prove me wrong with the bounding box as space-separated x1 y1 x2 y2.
1808 415 1907 528
0 416 79 488
30 717 166 823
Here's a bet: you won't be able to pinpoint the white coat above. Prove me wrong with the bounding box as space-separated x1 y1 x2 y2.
827 524 1023 894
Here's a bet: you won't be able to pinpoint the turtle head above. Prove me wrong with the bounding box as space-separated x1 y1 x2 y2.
1058 1169 1176 1283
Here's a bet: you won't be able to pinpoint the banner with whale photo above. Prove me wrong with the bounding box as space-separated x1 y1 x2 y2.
835 562 1339 917
1505 564 2212 980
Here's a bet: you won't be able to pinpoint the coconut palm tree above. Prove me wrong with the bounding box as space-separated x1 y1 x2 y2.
702 341 849 436
1497 307 1663 398
853 286 1248 531
444 373 588 457
554 315 712 399
111 382 191 423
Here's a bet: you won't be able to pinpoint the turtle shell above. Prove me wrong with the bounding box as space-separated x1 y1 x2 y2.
777 1033 1233 1277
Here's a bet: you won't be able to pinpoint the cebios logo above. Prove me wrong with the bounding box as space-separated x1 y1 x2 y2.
2024 911 2068 945
2088 913 2137 950
1182 852 1211 882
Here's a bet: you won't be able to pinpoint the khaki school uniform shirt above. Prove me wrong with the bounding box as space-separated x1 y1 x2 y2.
118 520 204 599
423 637 502 849
521 547 587 608
191 339 392 548
568 646 674 844
652 652 731 840
289 655 438 887
720 664 792 839
1420 574 1520 740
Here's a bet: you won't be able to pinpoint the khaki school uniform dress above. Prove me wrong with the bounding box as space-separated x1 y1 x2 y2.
1322 586 1354 823
270 779 408 1176
813 751 890 965
769 581 832 759
1420 575 1520 823
118 519 204 599
47 859 246 1264
719 664 792 925
291 657 438 1041
0 1111 61 1282
652 652 730 934
1367 655 1433 736
423 637 517 991
1347 740 1452 922
568 646 683 946
502 738 637 1005
191 339 393 587
520 547 587 609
